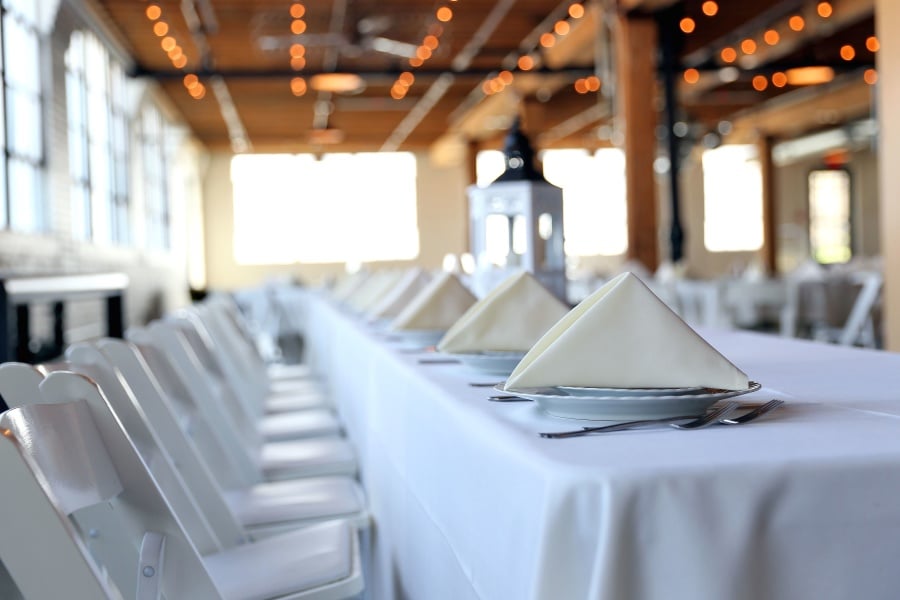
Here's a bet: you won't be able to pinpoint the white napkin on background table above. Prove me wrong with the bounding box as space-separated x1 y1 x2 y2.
392 272 476 331
368 268 432 321
505 272 749 391
437 271 569 354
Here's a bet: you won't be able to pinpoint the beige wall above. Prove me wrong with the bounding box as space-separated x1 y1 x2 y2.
202 151 469 290
877 0 900 350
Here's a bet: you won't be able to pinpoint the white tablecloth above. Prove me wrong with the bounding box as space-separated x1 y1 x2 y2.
305 291 900 600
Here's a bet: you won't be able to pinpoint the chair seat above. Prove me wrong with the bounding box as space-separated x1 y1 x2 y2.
260 437 357 480
224 477 366 528
267 363 314 381
266 391 330 413
269 378 323 395
204 520 358 600
258 409 341 441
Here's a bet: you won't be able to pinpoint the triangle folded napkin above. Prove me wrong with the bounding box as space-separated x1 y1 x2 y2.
368 268 432 321
331 270 370 303
392 271 476 331
504 272 748 391
437 271 569 354
346 270 404 313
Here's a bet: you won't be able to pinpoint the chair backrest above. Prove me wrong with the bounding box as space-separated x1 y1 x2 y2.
838 271 883 346
6 355 224 557
128 323 263 481
103 338 246 490
0 367 222 598
68 341 248 548
174 309 267 418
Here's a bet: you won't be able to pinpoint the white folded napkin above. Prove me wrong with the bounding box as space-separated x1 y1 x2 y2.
505 272 749 391
331 271 370 303
437 271 569 354
368 268 432 320
346 270 404 313
392 271 476 331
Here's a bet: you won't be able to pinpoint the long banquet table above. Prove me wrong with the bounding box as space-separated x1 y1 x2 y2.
304 290 900 600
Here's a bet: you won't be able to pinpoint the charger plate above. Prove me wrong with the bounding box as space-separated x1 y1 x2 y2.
496 381 761 421
448 351 526 376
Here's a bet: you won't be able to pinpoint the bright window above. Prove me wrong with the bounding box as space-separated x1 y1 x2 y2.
140 106 171 250
808 169 852 264
702 145 763 252
2 0 44 232
476 148 628 256
231 153 419 264
65 30 131 243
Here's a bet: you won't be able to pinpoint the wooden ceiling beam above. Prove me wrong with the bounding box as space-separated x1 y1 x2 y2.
725 75 873 143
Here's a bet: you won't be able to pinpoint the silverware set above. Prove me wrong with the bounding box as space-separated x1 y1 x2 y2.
539 399 785 439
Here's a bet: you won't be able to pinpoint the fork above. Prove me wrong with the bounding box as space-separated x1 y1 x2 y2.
720 399 784 424
539 401 740 439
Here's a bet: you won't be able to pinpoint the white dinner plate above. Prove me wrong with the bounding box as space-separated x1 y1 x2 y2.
447 351 526 376
495 381 762 421
389 329 445 347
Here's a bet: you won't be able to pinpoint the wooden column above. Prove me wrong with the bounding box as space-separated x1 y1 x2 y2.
615 12 659 271
758 136 778 275
876 0 900 350
463 139 480 248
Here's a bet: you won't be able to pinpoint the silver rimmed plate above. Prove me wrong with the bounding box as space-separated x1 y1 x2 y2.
390 329 445 347
495 381 762 421
557 385 705 398
448 351 526 376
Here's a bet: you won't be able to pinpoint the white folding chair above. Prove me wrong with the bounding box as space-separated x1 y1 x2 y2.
0 369 364 599
128 323 358 482
174 309 329 415
194 298 327 400
77 339 368 536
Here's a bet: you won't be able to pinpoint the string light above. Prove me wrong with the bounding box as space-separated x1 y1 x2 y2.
764 29 780 45
423 35 440 50
864 69 878 85
816 2 833 18
701 1 718 17
290 56 306 70
840 45 855 61
539 33 556 48
568 3 584 19
290 77 307 96
290 43 305 58
772 72 787 87
574 79 589 94
517 55 535 71
721 47 737 63
436 6 453 22
161 36 176 52
680 18 695 34
145 4 161 20
554 20 570 36
788 15 805 31
866 36 880 52
172 55 187 68
498 70 514 85
291 19 307 34
752 75 768 91
683 68 700 84
153 21 168 37
290 3 305 18
741 39 757 55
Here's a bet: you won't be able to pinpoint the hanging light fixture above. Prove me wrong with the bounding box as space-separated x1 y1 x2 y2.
309 73 365 93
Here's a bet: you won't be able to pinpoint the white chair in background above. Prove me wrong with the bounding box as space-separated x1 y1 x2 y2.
129 322 358 482
82 338 368 537
175 308 329 415
815 271 883 347
0 368 364 599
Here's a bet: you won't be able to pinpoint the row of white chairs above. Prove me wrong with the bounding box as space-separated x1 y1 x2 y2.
0 294 367 599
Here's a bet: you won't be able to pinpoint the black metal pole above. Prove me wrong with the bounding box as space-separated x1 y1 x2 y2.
658 7 685 263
